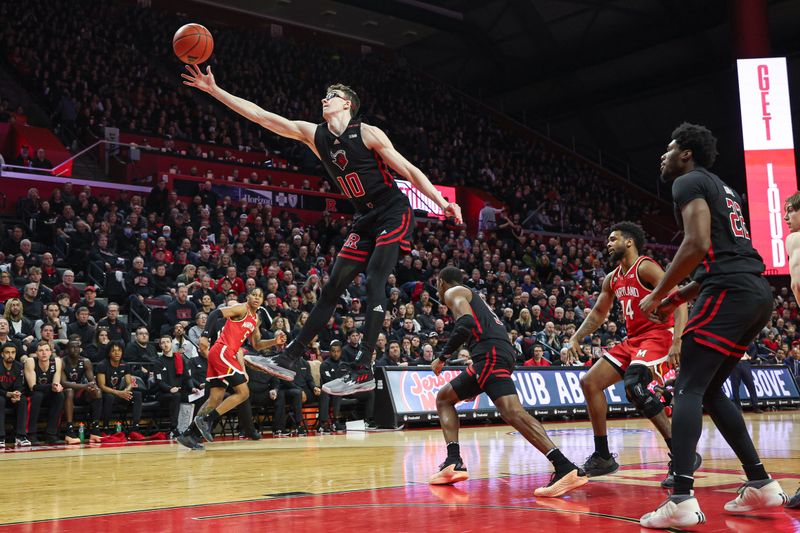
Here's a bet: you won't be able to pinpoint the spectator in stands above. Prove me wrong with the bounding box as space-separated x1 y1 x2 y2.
164 285 197 332
17 190 40 229
524 345 551 367
5 298 34 345
155 334 189 437
0 341 29 446
31 148 52 170
61 335 102 444
413 344 436 367
188 312 206 347
84 326 110 364
376 340 409 367
5 254 28 286
96 303 128 342
39 253 58 287
171 322 198 359
478 202 505 232
34 302 65 341
78 286 106 324
27 267 51 303
10 145 32 168
24 341 64 444
1 226 24 257
52 270 80 305
96 340 144 437
67 306 95 346
124 326 159 371
21 283 43 322
0 270 20 303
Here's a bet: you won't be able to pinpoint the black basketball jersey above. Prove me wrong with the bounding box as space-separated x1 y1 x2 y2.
466 289 511 353
314 119 407 213
63 357 87 384
0 361 23 393
34 358 57 386
96 360 128 391
672 168 765 283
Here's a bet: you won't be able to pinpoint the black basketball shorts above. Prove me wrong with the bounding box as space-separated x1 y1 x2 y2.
337 201 415 263
450 345 518 402
682 273 772 358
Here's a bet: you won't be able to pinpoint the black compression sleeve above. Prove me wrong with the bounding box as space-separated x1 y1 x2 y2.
440 314 477 360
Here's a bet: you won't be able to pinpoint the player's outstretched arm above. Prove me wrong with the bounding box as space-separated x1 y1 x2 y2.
787 232 800 303
181 65 316 146
362 124 463 224
566 275 614 359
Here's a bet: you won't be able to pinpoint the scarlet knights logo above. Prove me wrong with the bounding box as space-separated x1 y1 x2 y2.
343 233 360 250
325 198 338 212
331 149 348 171
111 375 120 387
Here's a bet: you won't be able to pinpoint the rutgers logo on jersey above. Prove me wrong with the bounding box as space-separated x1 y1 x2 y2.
343 233 361 250
111 376 119 387
69 371 78 381
331 149 348 171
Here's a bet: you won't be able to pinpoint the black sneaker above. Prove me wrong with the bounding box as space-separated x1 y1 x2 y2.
244 352 297 381
365 420 379 431
44 434 65 445
193 415 215 442
322 365 375 396
238 430 262 440
272 429 290 437
581 452 619 477
334 421 347 432
318 423 333 434
297 426 308 436
65 424 78 439
29 435 42 446
430 457 469 485
661 452 703 488
786 485 800 509
177 432 205 450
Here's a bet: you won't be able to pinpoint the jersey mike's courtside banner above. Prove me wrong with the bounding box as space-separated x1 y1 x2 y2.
375 366 800 425
737 57 797 276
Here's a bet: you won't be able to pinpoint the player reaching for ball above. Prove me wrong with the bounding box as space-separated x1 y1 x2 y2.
564 222 700 487
429 267 588 497
181 64 462 396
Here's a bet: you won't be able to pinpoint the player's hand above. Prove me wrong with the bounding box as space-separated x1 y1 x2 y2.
313 386 321 396
181 64 217 94
52 382 63 393
443 202 463 225
431 358 445 376
119 390 133 401
269 389 278 401
274 331 287 346
640 292 671 322
170 386 180 394
668 341 681 369
565 338 581 362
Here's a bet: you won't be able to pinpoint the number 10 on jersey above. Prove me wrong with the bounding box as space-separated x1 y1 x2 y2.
336 172 365 198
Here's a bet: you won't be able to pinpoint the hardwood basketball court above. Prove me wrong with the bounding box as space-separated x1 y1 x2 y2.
1 412 798 532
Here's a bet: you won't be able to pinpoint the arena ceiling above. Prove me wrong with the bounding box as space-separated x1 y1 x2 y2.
199 0 800 197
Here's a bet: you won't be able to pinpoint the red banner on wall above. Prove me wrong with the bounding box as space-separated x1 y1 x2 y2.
737 57 798 276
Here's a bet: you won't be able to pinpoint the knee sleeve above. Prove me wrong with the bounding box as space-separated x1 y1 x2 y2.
623 364 663 418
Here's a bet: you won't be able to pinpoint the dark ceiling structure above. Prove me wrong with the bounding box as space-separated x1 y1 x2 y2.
200 0 800 197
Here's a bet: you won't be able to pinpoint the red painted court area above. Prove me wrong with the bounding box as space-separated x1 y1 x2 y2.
4 466 798 533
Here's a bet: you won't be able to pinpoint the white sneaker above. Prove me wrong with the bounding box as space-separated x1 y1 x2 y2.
15 436 31 447
724 479 788 513
640 494 706 529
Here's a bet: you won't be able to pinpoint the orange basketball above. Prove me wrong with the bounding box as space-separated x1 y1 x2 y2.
173 23 214 65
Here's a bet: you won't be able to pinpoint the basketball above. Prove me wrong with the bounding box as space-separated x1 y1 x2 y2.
173 23 213 64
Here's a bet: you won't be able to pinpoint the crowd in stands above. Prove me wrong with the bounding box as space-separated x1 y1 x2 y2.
2 0 666 236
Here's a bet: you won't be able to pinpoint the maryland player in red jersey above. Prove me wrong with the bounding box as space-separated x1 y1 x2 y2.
177 288 285 449
565 222 698 486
